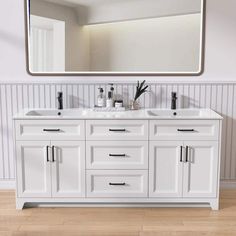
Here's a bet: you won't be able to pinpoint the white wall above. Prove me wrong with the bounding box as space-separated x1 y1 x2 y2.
88 14 201 72
0 0 236 187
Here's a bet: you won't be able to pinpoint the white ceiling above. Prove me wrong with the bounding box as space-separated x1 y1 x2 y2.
42 0 201 9
43 0 132 7
36 0 202 25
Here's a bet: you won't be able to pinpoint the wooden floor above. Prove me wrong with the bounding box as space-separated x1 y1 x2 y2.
0 190 236 236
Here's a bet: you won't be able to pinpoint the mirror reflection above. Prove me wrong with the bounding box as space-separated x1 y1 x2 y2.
27 0 204 74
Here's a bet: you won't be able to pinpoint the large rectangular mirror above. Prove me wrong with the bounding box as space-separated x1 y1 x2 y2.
25 0 205 76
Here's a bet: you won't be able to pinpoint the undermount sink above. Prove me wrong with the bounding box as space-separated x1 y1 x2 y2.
147 109 201 117
26 109 87 117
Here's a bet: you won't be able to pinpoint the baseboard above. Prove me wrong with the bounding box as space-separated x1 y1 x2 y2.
220 180 236 189
0 180 235 190
0 180 15 190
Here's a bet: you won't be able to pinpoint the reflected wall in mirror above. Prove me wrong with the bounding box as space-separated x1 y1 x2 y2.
25 0 205 75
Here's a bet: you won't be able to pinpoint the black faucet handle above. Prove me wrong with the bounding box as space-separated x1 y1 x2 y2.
57 92 63 98
171 92 177 99
57 92 63 110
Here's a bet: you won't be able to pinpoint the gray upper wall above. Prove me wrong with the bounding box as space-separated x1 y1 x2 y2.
0 0 236 82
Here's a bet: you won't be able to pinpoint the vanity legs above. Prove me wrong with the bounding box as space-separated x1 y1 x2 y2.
210 199 220 211
16 199 25 210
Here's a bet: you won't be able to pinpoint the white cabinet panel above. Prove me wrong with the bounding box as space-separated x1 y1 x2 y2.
86 141 148 169
150 120 219 141
87 170 148 198
16 141 51 198
149 141 183 198
51 141 85 197
183 141 219 198
15 120 85 141
14 117 222 210
86 120 148 141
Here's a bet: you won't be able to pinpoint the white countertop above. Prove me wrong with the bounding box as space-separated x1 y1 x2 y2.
13 108 223 120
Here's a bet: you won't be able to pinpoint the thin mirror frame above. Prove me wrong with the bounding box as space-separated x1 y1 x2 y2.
24 0 206 77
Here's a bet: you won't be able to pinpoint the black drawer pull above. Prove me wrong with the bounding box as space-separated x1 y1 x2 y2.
180 146 183 162
186 146 189 162
43 129 61 132
52 146 55 162
109 183 126 186
177 129 195 132
46 146 50 162
109 129 126 132
109 154 126 157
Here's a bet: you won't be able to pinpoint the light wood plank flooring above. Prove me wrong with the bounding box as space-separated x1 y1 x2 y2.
0 190 236 236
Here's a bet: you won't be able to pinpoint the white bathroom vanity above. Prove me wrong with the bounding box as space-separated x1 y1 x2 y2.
13 109 222 210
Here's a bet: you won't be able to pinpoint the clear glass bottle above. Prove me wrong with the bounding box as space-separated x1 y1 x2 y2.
97 88 106 107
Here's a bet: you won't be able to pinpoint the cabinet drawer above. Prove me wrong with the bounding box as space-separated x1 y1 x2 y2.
86 141 148 169
149 120 219 141
86 170 148 198
15 120 85 141
86 120 148 141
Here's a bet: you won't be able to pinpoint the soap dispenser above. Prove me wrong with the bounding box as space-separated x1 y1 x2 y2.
97 88 106 107
109 83 115 100
106 91 113 108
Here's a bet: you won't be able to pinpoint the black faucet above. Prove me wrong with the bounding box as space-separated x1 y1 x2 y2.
57 92 63 110
171 92 177 110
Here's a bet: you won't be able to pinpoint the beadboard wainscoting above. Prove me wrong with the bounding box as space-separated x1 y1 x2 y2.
0 82 235 186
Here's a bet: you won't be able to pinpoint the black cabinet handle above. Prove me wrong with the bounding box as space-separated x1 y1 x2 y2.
109 129 126 132
186 146 189 162
52 146 55 162
180 146 183 162
46 146 50 162
177 129 195 132
109 183 126 186
109 154 126 157
43 129 61 132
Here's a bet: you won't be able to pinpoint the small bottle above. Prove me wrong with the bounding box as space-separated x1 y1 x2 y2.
106 91 113 108
97 88 106 107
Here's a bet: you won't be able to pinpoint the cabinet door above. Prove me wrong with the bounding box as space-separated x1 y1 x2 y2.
149 141 183 197
51 141 85 197
183 141 219 198
16 141 51 198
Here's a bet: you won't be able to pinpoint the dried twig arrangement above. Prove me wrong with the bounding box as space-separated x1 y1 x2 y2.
134 80 149 101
